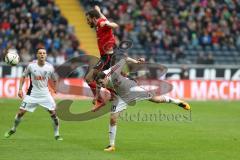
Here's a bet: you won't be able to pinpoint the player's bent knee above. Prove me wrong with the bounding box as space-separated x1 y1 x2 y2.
48 110 56 116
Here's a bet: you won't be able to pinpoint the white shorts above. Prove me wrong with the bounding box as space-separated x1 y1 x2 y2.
20 95 56 112
111 87 152 114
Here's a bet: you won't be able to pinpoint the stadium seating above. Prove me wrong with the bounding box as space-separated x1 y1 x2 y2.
0 0 85 64
80 0 240 64
1 0 239 65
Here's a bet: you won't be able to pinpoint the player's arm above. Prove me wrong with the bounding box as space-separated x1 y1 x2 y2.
18 77 25 99
125 57 145 64
95 5 119 29
18 65 30 98
94 5 107 19
110 57 144 75
49 79 57 94
50 67 58 93
100 21 119 29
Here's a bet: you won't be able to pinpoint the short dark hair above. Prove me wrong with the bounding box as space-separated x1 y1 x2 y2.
95 72 106 82
86 9 101 19
36 46 46 53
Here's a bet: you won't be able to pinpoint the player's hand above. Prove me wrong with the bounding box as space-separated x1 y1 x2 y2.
53 89 57 94
137 58 145 63
18 89 23 99
94 5 101 13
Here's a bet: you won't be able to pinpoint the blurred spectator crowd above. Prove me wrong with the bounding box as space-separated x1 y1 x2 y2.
0 0 84 64
81 0 240 64
1 0 239 65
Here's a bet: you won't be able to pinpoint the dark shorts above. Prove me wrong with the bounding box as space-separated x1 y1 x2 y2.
94 54 113 71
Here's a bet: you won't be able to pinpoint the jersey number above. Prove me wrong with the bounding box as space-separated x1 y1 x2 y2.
21 102 27 108
111 105 116 112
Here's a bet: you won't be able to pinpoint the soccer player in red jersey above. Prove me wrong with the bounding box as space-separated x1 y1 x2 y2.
85 6 119 111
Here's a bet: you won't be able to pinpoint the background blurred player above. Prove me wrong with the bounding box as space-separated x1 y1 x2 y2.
4 48 63 141
85 5 119 110
95 57 190 151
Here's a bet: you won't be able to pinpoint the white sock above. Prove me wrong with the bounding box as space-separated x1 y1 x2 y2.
162 95 181 105
11 114 22 131
109 125 117 146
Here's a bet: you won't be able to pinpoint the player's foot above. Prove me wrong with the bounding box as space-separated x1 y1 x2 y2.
92 99 105 112
55 135 63 141
104 145 116 152
178 101 191 110
4 129 16 138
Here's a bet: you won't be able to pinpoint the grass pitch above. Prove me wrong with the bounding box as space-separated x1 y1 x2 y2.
0 99 240 160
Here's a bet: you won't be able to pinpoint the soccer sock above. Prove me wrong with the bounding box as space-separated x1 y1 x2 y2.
88 81 97 97
162 95 181 105
51 115 60 136
11 114 22 131
109 125 117 146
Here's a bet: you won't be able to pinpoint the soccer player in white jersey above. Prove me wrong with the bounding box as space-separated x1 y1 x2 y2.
4 48 63 141
95 56 191 151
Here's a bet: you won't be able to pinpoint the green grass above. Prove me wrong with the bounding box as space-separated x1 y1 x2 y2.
0 99 240 160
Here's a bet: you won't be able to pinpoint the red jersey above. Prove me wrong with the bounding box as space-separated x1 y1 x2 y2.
96 18 116 56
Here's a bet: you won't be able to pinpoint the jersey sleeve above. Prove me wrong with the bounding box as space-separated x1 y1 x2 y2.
22 64 31 77
103 58 126 76
114 59 127 74
97 18 110 28
50 66 58 81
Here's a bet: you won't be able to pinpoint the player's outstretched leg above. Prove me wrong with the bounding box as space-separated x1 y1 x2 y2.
48 110 63 141
4 109 26 138
104 113 119 152
85 69 105 111
150 95 191 110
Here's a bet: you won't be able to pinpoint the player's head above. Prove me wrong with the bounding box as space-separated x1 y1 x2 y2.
36 47 47 62
86 9 100 28
95 71 108 87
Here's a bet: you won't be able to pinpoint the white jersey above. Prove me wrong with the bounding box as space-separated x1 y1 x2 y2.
22 60 56 98
103 59 152 113
103 59 152 101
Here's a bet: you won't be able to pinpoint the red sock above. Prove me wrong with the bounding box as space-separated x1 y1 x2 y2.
88 81 104 102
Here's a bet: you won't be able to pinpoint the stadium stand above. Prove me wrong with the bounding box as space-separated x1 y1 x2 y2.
55 0 99 57
80 0 240 64
0 0 85 65
0 0 239 65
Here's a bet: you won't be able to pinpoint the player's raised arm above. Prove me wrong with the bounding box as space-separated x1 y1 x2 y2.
94 5 119 29
94 5 107 19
